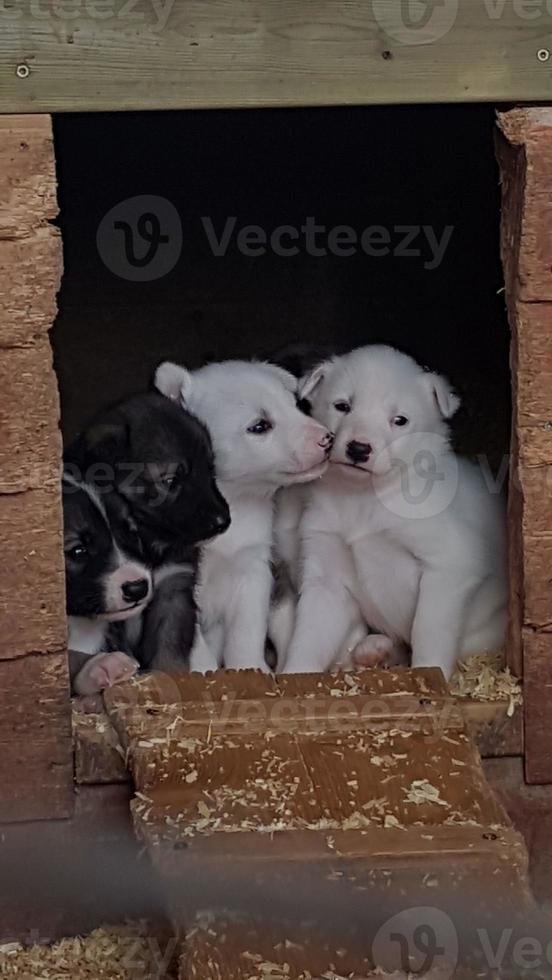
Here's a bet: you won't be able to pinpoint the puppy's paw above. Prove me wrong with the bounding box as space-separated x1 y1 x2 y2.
73 651 139 696
351 634 409 669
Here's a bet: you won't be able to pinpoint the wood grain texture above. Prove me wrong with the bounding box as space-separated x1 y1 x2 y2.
497 108 552 782
0 652 73 821
461 701 523 759
105 668 532 952
0 341 62 493
73 710 129 785
1 3 552 113
0 488 66 659
523 630 552 784
0 114 72 821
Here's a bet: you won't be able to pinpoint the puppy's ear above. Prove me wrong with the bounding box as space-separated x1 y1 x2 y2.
422 372 461 419
298 362 328 401
154 361 193 406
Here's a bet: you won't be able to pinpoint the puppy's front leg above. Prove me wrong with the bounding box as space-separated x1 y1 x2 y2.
223 561 272 671
188 623 220 673
410 568 479 680
284 533 360 673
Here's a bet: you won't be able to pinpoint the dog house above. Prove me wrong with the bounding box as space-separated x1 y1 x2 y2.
0 5 551 845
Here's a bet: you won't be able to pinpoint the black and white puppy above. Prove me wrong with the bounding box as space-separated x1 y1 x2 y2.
63 474 152 695
65 391 231 672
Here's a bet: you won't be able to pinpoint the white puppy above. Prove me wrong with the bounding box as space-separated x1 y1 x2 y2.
155 360 332 671
283 345 507 680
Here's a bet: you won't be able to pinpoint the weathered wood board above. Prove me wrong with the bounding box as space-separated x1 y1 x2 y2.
0 115 73 821
1 2 552 114
105 668 533 972
496 108 552 784
73 709 129 785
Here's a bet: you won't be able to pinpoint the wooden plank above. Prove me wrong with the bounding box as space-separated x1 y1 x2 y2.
0 653 73 821
497 108 552 781
0 114 61 349
180 920 505 980
0 341 62 493
0 114 73 820
0 488 66 660
0 3 551 113
73 710 129 785
524 630 552 784
461 701 523 758
496 110 552 303
105 669 532 951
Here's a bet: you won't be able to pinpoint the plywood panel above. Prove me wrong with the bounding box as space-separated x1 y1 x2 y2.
0 3 551 113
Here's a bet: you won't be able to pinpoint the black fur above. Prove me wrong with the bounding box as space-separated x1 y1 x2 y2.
62 476 147 619
65 391 231 671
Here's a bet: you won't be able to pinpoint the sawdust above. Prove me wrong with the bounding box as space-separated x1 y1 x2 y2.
0 923 165 979
450 653 522 716
403 779 450 808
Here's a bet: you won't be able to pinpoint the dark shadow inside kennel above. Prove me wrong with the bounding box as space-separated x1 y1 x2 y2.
51 105 511 469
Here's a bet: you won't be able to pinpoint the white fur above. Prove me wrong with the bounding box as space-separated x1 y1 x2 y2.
68 617 109 656
155 359 332 671
282 345 507 680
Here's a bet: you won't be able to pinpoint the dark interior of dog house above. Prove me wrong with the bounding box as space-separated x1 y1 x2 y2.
51 104 511 474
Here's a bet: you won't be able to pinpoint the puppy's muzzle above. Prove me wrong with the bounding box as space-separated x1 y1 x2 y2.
346 440 372 465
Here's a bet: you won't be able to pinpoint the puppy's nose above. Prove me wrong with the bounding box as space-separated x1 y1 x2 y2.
318 431 334 451
346 440 372 464
122 578 149 603
212 511 230 532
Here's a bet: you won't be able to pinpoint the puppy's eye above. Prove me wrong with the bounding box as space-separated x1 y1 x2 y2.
161 474 178 489
247 419 273 435
393 415 409 427
67 544 88 561
334 401 351 414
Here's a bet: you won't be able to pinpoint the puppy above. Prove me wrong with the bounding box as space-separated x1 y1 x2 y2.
155 360 333 671
65 391 230 671
283 345 507 680
63 475 151 695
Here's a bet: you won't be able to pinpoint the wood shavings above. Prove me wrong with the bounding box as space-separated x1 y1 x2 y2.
0 923 157 979
450 653 522 716
403 779 450 808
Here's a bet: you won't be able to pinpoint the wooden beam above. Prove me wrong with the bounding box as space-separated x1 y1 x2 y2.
0 2 551 113
0 114 73 821
496 107 552 784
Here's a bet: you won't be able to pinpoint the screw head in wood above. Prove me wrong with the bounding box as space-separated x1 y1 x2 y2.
537 48 550 62
15 63 30 79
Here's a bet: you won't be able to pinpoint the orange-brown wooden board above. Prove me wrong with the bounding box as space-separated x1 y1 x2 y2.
0 652 73 821
105 669 532 948
73 709 129 786
0 113 72 821
180 920 500 980
497 109 552 304
523 630 552 785
496 107 552 783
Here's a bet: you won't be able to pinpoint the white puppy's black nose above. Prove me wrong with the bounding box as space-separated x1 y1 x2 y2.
121 578 149 603
346 440 372 464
